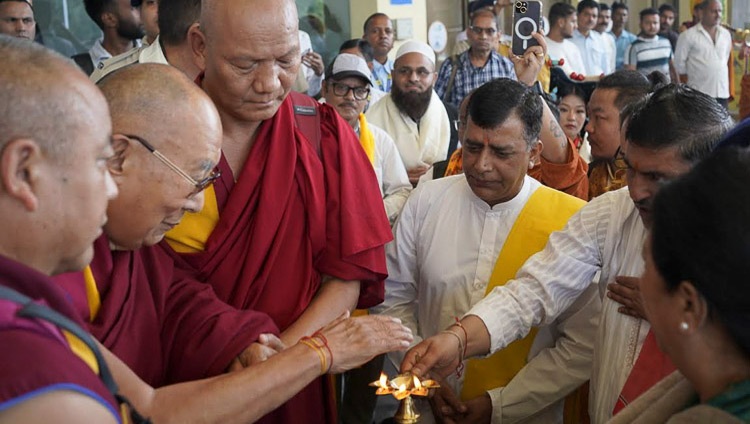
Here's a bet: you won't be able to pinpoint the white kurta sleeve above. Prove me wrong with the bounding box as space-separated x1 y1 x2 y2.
467 193 613 354
485 284 600 423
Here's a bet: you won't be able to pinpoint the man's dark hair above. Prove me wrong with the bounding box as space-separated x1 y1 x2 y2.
363 12 388 33
468 78 543 148
658 3 675 15
626 84 733 163
612 1 629 13
339 38 359 51
639 7 658 20
549 2 576 26
596 70 655 112
338 38 375 62
599 3 611 12
577 0 599 14
652 147 750 356
83 0 115 28
158 0 200 45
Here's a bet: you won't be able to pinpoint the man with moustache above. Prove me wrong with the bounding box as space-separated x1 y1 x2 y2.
163 0 394 421
624 8 677 82
0 0 35 40
363 12 395 93
374 78 599 424
674 0 732 109
571 0 612 76
595 3 616 74
321 53 411 225
399 83 734 424
545 2 587 77
610 2 636 70
366 40 452 185
73 0 144 75
435 9 517 109
658 4 679 51
91 0 202 82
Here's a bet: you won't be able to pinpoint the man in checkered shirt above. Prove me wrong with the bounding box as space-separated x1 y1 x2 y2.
435 8 520 109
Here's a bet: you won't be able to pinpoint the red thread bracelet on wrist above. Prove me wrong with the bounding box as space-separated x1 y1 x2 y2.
453 317 468 359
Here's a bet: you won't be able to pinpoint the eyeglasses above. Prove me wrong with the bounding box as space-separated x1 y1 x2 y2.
470 26 498 36
330 82 370 100
125 134 221 197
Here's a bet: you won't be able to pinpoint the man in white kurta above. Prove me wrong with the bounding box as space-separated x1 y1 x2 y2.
366 40 451 185
321 53 412 225
375 78 600 424
399 84 735 424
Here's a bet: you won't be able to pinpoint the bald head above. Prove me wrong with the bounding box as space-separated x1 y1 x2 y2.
97 63 223 250
99 63 220 153
0 35 107 162
193 0 300 126
0 35 115 275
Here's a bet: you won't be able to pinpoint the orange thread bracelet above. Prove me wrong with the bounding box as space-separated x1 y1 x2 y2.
300 337 327 375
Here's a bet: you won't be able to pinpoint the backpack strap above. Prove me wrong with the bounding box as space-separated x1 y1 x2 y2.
0 285 152 424
288 91 322 159
71 53 95 76
441 55 460 103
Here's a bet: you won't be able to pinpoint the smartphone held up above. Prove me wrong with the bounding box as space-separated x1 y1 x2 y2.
512 0 543 56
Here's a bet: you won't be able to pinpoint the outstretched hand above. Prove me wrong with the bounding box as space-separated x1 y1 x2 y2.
401 332 461 379
510 31 547 87
320 312 413 374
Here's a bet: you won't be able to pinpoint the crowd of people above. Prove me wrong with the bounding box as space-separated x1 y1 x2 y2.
1 0 750 423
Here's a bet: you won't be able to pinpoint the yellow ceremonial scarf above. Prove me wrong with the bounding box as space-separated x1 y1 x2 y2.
461 186 585 400
358 113 376 165
165 184 221 253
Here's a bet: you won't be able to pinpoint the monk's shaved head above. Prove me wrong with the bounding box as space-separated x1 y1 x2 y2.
199 0 297 42
97 63 223 250
0 35 108 162
0 35 115 275
98 63 221 161
193 0 300 126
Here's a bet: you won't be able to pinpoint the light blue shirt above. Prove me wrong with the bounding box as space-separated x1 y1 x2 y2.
571 30 612 76
611 29 637 70
371 58 394 93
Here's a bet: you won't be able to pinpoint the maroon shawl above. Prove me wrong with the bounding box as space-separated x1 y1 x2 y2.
54 235 279 387
161 92 392 423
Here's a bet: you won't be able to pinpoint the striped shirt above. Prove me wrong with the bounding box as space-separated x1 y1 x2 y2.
624 35 673 82
435 49 516 109
467 187 651 422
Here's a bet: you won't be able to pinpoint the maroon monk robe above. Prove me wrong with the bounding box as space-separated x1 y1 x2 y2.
0 254 121 419
55 235 279 387
161 92 393 423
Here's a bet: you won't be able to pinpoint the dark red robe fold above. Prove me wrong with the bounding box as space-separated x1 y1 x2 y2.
161 92 392 423
54 235 279 387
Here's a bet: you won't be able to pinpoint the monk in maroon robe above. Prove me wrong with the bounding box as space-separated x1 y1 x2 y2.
0 37 123 423
53 62 279 387
161 0 393 421
3 58 415 424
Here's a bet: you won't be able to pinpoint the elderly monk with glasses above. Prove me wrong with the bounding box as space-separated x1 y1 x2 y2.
51 63 413 424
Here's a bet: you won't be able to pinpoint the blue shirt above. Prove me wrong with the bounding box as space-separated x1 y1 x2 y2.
434 49 517 108
611 29 637 70
571 30 612 76
371 59 394 93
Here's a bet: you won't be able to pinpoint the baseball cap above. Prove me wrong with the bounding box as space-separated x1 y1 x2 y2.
326 53 373 86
